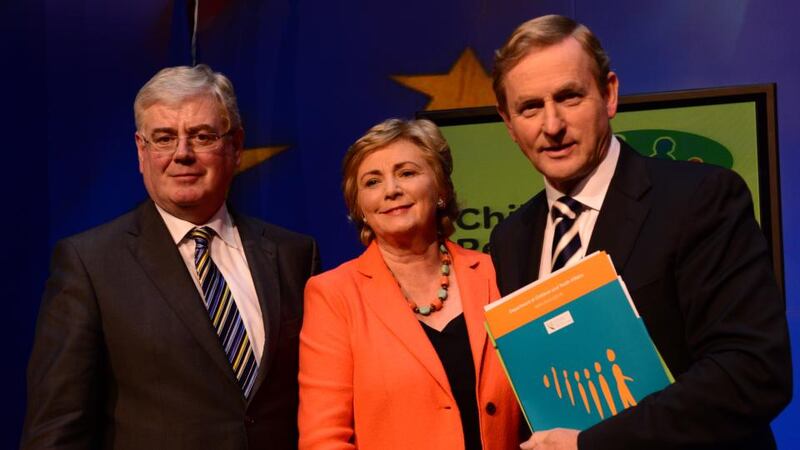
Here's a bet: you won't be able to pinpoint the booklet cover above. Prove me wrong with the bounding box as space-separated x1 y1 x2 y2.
485 252 673 431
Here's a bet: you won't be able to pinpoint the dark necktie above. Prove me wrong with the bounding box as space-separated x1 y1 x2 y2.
551 196 584 272
190 227 259 398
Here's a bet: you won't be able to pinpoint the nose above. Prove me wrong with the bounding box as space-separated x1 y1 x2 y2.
541 101 565 137
172 137 196 162
383 176 403 199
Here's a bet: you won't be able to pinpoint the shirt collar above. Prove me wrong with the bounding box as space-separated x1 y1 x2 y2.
155 203 239 249
544 135 621 212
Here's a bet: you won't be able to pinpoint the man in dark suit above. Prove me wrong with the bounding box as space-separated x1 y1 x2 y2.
21 65 319 449
489 15 791 449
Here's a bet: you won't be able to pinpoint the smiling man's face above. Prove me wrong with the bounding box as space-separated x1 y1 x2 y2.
499 36 619 193
135 94 242 224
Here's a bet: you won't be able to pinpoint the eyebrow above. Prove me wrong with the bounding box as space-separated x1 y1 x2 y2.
358 160 422 182
555 81 583 93
149 124 218 135
186 124 219 134
150 127 177 135
513 81 585 108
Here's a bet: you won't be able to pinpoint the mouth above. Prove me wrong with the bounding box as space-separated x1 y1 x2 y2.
170 173 203 181
541 142 576 156
380 204 413 215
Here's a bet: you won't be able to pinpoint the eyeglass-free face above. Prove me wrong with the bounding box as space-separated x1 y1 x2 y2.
498 37 619 194
356 140 440 247
135 95 242 223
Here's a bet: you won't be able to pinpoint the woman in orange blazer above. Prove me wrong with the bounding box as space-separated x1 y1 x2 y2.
299 119 520 450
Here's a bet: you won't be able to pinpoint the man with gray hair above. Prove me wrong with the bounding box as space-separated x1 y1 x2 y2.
22 64 319 449
490 15 791 450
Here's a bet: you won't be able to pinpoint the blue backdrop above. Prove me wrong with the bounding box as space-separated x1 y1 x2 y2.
5 0 798 447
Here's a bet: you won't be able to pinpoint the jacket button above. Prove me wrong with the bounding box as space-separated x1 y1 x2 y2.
244 415 256 425
485 402 497 415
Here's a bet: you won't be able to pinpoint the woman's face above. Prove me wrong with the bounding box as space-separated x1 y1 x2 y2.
356 139 439 245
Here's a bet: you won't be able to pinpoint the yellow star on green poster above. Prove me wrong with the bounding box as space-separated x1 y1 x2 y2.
392 47 495 110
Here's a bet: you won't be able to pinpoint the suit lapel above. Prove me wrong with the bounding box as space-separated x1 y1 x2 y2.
517 193 548 286
357 242 452 395
127 202 238 387
449 242 490 380
588 142 651 272
234 213 281 402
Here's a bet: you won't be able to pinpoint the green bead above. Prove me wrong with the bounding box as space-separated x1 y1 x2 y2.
439 243 447 253
418 305 432 315
441 264 450 275
438 288 448 300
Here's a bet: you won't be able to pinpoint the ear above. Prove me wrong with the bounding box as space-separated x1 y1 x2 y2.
497 104 518 143
231 127 245 167
134 132 146 173
604 71 619 119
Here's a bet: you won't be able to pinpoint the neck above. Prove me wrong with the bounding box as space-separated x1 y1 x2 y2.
376 235 441 273
157 201 221 225
551 131 612 194
374 225 439 257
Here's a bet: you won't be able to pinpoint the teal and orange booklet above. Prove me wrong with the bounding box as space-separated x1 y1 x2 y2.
484 251 673 431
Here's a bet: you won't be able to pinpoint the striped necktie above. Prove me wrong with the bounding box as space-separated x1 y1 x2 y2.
551 196 584 272
190 227 258 398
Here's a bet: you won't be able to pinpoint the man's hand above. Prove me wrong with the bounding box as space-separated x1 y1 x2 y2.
520 428 579 450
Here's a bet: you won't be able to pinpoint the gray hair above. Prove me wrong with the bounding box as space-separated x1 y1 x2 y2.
134 64 242 131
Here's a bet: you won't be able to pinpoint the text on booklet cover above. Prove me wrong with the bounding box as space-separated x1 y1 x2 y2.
485 252 673 431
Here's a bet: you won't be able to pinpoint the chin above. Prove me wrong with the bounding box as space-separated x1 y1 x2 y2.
169 195 206 208
380 224 421 239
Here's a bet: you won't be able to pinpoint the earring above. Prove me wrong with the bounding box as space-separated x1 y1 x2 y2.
437 198 445 209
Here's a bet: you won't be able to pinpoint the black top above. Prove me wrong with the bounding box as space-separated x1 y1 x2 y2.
420 314 482 450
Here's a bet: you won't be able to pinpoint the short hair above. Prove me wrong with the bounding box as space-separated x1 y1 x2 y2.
134 64 242 132
342 118 460 246
493 14 611 114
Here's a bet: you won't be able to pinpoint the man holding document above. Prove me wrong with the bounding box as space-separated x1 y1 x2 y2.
489 14 791 450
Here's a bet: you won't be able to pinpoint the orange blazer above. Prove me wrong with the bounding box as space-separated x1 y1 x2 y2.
299 240 520 450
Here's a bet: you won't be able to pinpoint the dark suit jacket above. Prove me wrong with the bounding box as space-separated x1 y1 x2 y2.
21 201 320 450
490 143 792 449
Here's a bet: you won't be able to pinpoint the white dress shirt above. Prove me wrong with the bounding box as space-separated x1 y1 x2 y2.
538 136 621 278
156 204 265 362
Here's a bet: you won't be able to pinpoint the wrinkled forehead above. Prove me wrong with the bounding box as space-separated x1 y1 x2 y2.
524 38 598 72
139 94 230 132
505 39 602 93
355 139 432 171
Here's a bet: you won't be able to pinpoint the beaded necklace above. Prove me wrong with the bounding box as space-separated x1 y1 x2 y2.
396 242 451 316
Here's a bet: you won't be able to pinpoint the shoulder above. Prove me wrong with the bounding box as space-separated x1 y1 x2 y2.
58 204 144 253
611 146 751 216
447 241 497 281
624 144 741 194
643 158 751 214
491 190 546 241
234 213 319 268
43 204 150 295
235 213 316 246
449 241 491 266
303 257 366 319
306 257 361 291
648 155 730 181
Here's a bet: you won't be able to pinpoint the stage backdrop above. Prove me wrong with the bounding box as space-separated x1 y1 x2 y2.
5 0 799 447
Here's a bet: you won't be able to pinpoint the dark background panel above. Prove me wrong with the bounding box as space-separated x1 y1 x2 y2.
5 0 798 447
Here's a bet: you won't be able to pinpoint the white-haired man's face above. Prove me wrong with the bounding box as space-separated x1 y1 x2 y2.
135 94 242 224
